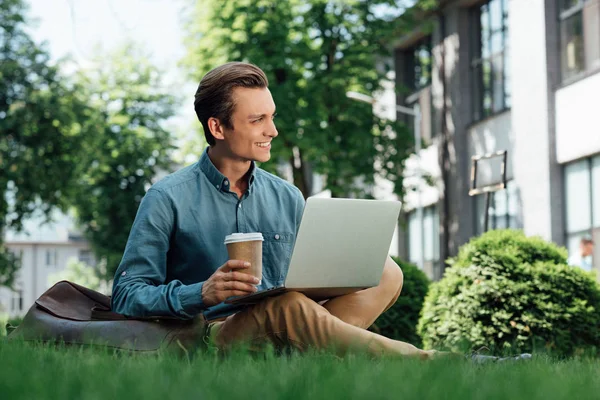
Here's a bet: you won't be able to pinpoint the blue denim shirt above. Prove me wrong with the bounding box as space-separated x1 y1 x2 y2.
111 148 305 320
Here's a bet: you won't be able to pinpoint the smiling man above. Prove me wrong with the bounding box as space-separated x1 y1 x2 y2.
110 62 435 359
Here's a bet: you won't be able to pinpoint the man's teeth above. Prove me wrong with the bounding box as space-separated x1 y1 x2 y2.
256 142 270 148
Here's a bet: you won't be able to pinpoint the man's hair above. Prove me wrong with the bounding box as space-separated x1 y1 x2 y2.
194 62 269 146
581 237 594 245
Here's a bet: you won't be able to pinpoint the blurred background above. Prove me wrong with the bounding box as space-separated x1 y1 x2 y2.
1 0 599 318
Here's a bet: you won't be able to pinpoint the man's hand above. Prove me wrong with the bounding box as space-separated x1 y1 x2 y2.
201 260 260 307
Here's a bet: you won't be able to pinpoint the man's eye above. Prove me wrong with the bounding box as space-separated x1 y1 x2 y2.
253 118 263 123
272 113 277 120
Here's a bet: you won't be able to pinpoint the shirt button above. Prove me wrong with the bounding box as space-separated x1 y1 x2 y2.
224 180 229 186
238 204 242 208
121 271 127 276
216 185 220 189
274 234 280 240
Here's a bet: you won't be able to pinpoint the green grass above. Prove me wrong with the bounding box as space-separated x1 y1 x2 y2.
2 339 600 400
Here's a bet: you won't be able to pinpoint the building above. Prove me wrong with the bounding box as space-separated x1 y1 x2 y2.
0 212 95 318
392 0 600 279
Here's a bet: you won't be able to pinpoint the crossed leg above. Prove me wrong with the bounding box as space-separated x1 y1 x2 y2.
321 256 403 329
208 257 431 358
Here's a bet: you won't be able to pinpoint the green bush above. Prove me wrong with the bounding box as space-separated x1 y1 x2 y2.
0 313 6 337
418 229 600 357
371 258 430 346
0 315 22 337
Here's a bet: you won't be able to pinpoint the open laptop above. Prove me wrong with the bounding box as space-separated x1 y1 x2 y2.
225 197 401 305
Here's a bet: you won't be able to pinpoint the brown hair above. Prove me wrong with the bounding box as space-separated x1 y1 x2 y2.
582 237 594 245
194 62 269 146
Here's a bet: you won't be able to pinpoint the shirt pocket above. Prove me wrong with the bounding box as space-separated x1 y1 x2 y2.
260 231 295 286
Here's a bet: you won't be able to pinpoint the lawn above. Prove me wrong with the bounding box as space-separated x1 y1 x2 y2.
1 339 600 399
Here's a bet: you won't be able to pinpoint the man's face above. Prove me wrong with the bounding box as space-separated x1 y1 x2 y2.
582 242 594 257
219 87 278 163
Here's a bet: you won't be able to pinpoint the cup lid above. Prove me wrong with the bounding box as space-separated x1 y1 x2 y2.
224 232 264 244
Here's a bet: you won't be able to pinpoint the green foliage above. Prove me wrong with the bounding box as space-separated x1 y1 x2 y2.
181 0 415 198
0 0 91 285
0 1 177 282
0 244 20 288
371 258 429 346
68 44 177 279
418 229 600 357
48 259 111 294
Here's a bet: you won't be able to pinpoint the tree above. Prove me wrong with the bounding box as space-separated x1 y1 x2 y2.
0 0 91 287
181 0 415 198
0 0 177 284
69 44 177 279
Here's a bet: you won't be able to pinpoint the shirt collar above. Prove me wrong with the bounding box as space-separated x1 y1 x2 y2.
198 147 257 193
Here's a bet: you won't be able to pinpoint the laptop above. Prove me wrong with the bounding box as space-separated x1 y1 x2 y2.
225 197 402 305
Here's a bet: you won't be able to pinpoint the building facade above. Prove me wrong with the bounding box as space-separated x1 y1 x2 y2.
0 214 95 318
393 0 600 279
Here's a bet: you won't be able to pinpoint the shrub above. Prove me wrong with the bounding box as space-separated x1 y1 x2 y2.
0 313 6 337
371 258 430 347
418 229 600 357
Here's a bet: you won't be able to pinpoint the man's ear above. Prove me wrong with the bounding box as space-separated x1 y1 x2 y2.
208 117 225 141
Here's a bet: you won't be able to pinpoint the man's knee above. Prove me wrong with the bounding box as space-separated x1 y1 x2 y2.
276 291 313 308
262 291 325 330
382 258 403 299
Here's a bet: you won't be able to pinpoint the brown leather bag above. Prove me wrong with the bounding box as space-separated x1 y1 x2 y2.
7 280 207 355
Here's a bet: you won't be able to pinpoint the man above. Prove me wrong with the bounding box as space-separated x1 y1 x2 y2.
111 62 435 359
568 236 595 272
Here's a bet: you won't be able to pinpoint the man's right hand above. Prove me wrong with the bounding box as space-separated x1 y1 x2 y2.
201 260 260 307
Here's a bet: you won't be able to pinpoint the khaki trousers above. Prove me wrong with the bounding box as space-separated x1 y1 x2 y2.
207 257 430 358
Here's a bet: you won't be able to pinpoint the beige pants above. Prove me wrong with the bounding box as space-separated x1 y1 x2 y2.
208 257 431 359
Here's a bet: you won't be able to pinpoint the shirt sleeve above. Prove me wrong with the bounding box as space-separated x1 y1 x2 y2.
111 188 206 319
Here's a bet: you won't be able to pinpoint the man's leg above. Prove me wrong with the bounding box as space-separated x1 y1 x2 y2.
321 256 403 329
209 291 433 359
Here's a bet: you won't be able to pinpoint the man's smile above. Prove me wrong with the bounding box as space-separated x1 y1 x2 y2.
256 141 271 149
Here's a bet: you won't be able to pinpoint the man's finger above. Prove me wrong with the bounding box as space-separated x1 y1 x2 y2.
220 260 251 272
225 290 257 299
224 271 260 284
225 281 257 293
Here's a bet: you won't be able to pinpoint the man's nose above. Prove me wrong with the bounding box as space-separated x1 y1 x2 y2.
266 119 278 138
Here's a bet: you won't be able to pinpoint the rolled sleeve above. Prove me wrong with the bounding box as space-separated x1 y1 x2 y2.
111 188 206 319
177 281 206 317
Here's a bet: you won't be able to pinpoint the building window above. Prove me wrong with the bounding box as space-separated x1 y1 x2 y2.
564 155 600 266
46 249 57 267
413 37 432 90
559 0 600 82
408 205 441 280
471 0 510 121
78 250 94 266
403 36 434 142
475 180 523 234
11 289 23 313
10 249 23 263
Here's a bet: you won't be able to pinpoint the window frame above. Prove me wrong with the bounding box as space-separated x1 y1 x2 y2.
558 0 600 83
402 35 435 141
45 249 57 267
470 0 510 122
407 205 441 274
11 288 23 313
412 37 433 91
474 180 523 234
563 155 599 246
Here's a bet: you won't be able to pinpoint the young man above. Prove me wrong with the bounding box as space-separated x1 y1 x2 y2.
568 236 595 272
111 62 436 359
